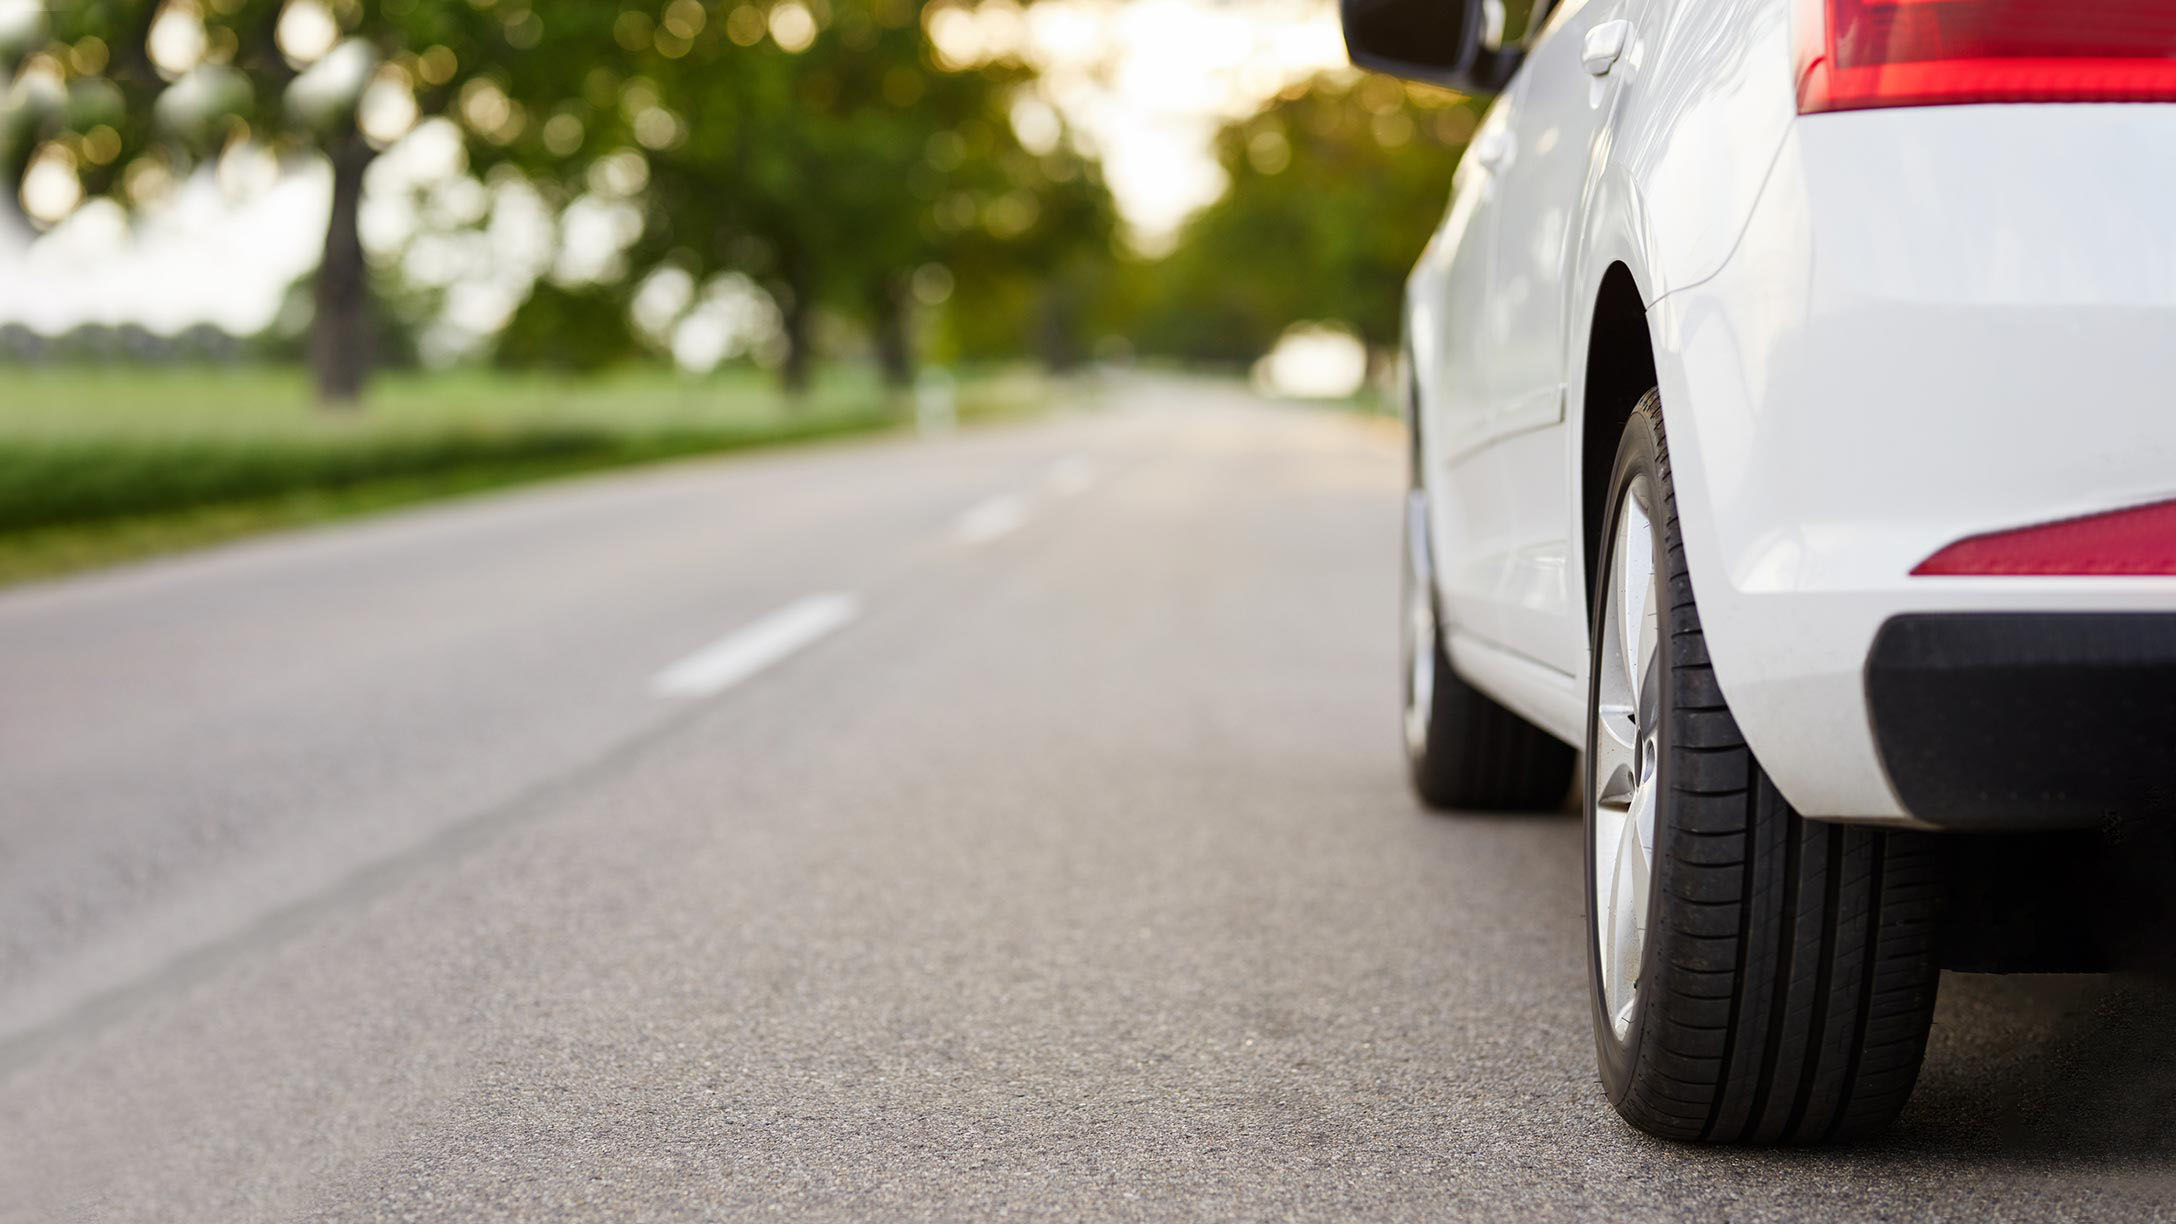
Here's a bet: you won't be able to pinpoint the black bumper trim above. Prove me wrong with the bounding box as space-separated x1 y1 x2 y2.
1865 613 2176 831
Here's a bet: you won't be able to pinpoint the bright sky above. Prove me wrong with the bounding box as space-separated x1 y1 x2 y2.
0 0 1351 342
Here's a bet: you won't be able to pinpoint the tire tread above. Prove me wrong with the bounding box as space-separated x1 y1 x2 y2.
1597 391 1942 1146
1409 629 1575 812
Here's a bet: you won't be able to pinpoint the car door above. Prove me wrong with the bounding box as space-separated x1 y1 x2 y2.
1465 0 1634 671
1408 95 1517 644
1490 0 1627 437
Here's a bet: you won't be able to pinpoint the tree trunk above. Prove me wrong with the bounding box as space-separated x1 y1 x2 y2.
1037 277 1083 373
312 132 376 408
0 150 31 246
778 259 814 397
870 278 913 390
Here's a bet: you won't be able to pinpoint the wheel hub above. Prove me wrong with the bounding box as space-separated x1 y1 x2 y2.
1593 482 1661 1041
1403 489 1436 757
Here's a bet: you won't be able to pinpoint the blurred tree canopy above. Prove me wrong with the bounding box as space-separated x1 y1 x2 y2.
489 281 638 374
4 0 1115 404
1132 72 1478 370
11 0 603 403
528 0 1117 392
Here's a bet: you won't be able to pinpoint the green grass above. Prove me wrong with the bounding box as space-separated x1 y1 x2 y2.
0 363 1050 586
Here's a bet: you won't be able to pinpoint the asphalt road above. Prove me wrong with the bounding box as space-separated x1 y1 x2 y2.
2 377 2172 1222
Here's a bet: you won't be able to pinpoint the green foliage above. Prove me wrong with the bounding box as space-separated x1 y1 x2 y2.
254 271 427 369
16 2 1117 390
9 1 606 399
0 429 609 531
527 0 1119 383
939 156 1120 370
18 0 533 199
1135 72 1479 365
0 362 1054 542
494 281 644 373
0 406 897 586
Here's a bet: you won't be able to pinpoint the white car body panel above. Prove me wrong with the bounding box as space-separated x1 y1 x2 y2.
1410 103 1513 466
1653 105 2176 821
1413 0 1798 679
1489 0 1620 438
1410 0 2176 825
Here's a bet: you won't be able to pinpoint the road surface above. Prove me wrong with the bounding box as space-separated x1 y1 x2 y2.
2 377 2171 1221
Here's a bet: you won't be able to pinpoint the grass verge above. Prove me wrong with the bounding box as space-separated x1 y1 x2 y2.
0 364 1047 587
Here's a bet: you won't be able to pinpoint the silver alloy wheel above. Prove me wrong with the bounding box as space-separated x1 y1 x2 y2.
1403 489 1436 758
1593 479 1662 1041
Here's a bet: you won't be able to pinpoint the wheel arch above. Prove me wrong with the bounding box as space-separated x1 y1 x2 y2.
1578 262 1659 637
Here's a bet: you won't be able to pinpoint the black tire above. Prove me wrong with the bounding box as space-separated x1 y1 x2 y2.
1402 486 1576 812
1585 390 1943 1144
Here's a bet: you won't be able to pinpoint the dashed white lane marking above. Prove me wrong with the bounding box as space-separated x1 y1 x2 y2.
953 493 1031 545
650 593 862 698
1046 456 1099 497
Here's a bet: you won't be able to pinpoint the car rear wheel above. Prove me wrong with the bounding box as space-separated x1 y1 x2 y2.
1586 390 1944 1144
1402 483 1574 812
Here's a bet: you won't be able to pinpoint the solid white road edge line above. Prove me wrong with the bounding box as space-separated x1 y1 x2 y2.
953 493 1030 545
650 593 863 698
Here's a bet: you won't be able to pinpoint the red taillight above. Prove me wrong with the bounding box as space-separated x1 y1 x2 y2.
1796 0 2176 113
1913 497 2176 576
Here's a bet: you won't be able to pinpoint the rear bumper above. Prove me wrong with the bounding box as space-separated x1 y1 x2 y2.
1867 614 2176 830
1648 104 2176 827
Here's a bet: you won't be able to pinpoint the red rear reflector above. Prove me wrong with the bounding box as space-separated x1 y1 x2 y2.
1797 0 2176 113
1913 497 2176 576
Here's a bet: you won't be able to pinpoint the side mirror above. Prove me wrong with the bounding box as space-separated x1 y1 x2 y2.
1340 0 1521 93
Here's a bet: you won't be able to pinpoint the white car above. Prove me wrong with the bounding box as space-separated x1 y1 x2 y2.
1345 0 2176 1143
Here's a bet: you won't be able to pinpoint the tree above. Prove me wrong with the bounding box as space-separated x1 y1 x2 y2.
1136 72 1478 368
13 1 1114 400
2 4 157 239
18 0 602 405
494 280 643 374
516 0 1115 393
